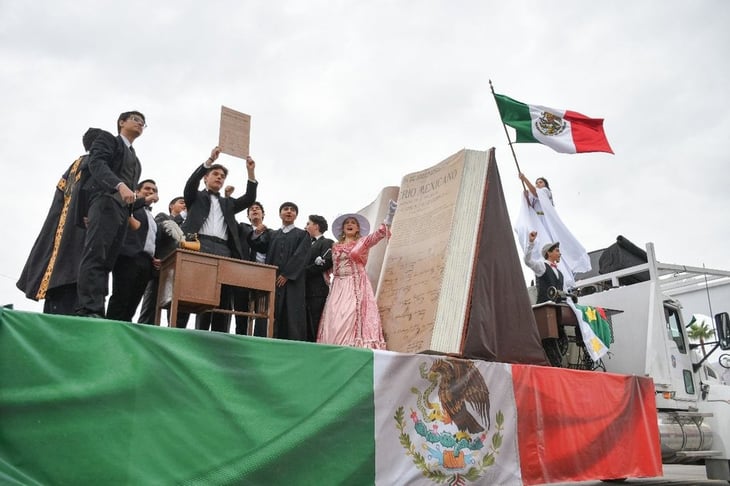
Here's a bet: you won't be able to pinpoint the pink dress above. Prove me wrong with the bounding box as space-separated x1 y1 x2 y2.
316 224 390 349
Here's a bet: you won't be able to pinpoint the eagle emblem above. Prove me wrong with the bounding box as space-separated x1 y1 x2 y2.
535 110 567 137
394 358 505 484
429 359 491 433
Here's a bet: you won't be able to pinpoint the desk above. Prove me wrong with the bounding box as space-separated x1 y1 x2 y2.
532 302 578 339
155 249 277 336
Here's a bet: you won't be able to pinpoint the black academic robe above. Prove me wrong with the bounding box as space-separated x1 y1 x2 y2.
17 155 88 312
264 227 310 340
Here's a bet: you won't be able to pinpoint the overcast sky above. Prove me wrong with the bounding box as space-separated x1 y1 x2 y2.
2 0 729 315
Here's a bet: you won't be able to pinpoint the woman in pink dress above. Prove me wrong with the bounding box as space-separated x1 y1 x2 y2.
317 202 396 349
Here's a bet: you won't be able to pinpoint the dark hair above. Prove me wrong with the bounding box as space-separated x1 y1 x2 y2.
82 127 103 151
279 202 299 214
136 179 157 191
205 163 228 177
308 214 328 233
117 111 145 134
247 201 264 215
536 177 550 189
168 196 184 212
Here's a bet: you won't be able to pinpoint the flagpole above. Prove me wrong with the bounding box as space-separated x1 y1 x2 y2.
489 79 528 193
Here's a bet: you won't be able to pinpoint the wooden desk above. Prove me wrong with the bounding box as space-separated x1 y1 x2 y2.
532 302 578 339
155 249 277 336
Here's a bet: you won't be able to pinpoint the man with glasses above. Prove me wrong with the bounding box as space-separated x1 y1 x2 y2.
76 110 146 318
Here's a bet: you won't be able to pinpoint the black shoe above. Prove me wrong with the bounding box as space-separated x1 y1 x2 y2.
77 311 104 319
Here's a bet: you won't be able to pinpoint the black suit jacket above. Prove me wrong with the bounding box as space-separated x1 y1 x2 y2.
119 201 153 258
237 222 256 261
305 236 334 297
76 131 141 224
181 164 257 259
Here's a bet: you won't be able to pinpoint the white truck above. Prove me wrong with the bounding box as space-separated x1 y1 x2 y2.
560 238 730 481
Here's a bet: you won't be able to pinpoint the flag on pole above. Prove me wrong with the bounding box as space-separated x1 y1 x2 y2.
493 93 613 154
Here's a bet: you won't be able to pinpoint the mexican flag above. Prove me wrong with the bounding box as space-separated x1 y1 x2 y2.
0 309 660 485
494 93 613 154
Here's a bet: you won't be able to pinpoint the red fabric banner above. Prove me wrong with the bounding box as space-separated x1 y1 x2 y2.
512 364 662 485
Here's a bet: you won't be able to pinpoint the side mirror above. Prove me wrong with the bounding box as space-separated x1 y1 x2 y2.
716 312 730 350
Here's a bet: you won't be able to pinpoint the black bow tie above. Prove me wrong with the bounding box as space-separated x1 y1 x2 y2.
207 189 220 197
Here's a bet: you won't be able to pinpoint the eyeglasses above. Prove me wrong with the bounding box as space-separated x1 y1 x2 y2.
129 115 147 128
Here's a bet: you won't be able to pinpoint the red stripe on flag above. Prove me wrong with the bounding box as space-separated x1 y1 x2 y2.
564 110 614 154
512 365 661 485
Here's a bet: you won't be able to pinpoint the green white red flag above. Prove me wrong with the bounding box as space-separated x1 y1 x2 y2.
567 300 611 362
0 309 660 485
493 93 613 154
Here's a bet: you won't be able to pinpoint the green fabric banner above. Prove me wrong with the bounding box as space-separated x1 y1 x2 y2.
0 309 375 485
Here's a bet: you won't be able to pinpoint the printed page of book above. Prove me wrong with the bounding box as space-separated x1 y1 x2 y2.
377 149 475 354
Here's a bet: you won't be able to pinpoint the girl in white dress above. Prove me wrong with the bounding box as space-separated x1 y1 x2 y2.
515 173 591 289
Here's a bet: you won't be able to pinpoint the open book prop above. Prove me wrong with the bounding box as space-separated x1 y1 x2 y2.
373 148 547 364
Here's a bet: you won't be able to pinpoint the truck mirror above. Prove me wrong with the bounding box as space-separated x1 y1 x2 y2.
716 312 730 350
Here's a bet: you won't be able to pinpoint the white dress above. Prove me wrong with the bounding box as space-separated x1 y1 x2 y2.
515 187 591 289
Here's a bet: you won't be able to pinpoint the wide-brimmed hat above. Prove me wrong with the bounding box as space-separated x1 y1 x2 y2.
541 241 560 258
332 213 370 238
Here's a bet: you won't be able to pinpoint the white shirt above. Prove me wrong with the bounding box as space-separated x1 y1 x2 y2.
143 207 157 257
199 192 228 240
280 223 297 234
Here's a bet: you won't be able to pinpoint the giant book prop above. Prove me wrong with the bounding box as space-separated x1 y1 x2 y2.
376 148 547 364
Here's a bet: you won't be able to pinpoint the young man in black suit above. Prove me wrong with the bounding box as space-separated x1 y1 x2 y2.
304 214 334 342
137 196 187 326
181 146 258 332
106 179 160 321
242 202 275 337
76 111 146 318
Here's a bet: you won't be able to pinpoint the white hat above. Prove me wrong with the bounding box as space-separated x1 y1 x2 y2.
332 213 370 238
541 241 560 259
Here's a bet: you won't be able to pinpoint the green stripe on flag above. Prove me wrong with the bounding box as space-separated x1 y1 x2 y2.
493 93 538 143
576 304 612 348
0 309 376 485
